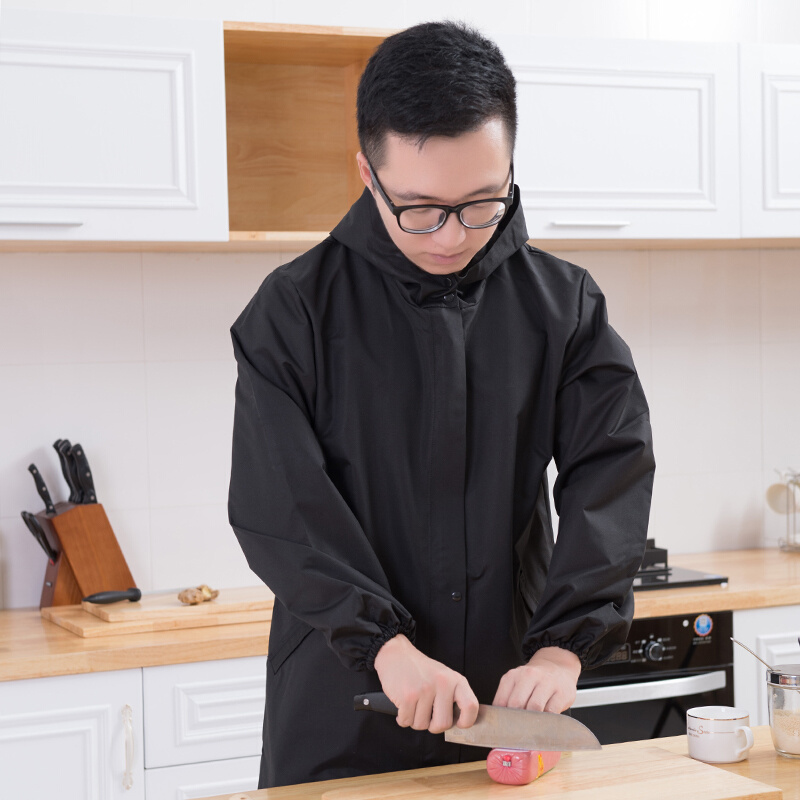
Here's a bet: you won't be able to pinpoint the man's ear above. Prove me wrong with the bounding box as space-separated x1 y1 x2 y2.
355 152 374 191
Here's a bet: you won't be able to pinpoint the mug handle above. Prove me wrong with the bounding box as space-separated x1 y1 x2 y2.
735 725 755 758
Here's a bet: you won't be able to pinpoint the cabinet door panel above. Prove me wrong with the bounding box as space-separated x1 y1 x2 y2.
0 669 144 800
145 755 260 799
0 10 228 241
741 44 800 237
497 36 740 239
143 656 266 768
734 605 800 725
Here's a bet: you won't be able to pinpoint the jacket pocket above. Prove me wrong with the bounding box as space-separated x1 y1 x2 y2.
268 613 314 675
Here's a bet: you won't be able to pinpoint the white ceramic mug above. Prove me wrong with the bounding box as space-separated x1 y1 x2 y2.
687 706 754 763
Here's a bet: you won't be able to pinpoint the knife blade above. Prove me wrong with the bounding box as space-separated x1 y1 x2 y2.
21 511 57 561
354 692 601 751
69 443 97 503
27 463 56 515
54 439 81 504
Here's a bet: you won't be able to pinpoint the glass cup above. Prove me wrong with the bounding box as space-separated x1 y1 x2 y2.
768 664 800 758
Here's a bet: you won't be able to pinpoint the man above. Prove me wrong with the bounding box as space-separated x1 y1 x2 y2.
229 21 654 789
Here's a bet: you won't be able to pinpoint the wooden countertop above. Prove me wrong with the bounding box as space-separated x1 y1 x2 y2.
634 547 800 618
627 726 799 800
0 607 269 682
196 726 796 800
2 547 799 682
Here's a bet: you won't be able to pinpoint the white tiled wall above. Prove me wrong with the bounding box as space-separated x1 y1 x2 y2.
2 0 800 608
0 252 283 607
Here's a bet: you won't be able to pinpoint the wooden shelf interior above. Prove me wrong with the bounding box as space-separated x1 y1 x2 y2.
224 23 390 234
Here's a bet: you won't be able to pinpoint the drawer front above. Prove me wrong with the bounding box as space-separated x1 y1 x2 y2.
143 656 266 769
145 755 260 799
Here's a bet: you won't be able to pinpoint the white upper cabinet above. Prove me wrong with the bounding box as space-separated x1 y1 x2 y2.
740 44 800 238
497 37 740 239
0 9 228 241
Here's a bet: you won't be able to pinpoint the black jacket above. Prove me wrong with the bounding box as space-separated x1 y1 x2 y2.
229 186 655 788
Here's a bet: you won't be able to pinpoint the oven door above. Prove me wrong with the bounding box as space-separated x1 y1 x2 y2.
570 666 734 744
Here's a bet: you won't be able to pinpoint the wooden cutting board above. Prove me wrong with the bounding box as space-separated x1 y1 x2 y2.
316 747 779 800
41 586 273 638
210 746 779 800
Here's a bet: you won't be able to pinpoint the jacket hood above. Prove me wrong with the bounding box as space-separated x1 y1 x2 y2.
330 185 529 306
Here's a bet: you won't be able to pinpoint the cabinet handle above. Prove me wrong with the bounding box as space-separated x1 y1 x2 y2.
122 704 134 790
549 220 631 228
0 220 84 227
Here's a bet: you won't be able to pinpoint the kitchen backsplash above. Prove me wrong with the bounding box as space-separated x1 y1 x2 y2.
1 246 798 607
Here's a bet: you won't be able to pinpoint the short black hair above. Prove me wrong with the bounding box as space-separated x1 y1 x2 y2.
357 21 517 168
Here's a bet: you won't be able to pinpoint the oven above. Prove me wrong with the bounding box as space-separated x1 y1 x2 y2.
570 610 734 744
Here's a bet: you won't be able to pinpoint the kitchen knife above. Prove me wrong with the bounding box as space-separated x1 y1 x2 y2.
59 439 84 504
83 588 142 604
27 463 56 515
69 443 97 503
54 439 81 504
20 511 57 561
354 692 601 751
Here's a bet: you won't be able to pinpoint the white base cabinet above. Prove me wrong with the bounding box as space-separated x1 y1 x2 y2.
145 756 260 799
0 668 145 800
0 656 267 798
733 605 800 725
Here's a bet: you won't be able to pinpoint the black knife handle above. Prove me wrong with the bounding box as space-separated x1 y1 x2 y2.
54 439 79 504
69 443 97 503
27 464 56 515
83 588 142 604
354 692 399 715
59 439 83 504
20 511 57 561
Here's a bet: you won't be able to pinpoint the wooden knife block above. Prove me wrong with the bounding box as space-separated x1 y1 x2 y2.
36 502 136 608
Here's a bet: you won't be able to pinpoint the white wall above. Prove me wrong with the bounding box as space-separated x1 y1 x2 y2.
1 0 799 608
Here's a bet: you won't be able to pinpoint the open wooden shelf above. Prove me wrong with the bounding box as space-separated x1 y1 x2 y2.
224 22 390 236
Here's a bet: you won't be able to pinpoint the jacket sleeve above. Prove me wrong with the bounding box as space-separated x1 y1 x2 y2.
228 267 416 672
521 269 655 670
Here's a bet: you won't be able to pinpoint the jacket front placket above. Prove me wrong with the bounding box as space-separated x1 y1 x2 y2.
425 286 468 674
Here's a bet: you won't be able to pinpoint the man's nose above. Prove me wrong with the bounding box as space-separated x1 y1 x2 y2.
431 211 467 249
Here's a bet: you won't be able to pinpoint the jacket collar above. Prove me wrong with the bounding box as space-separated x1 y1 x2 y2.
330 185 529 306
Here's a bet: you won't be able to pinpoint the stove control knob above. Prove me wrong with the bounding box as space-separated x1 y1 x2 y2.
644 641 665 662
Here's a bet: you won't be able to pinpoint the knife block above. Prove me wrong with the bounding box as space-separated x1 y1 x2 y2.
37 502 136 607
36 510 83 608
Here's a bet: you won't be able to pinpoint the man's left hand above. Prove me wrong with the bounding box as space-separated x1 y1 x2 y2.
492 646 581 713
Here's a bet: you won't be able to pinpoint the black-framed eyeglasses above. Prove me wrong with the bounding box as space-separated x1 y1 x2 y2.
367 161 514 234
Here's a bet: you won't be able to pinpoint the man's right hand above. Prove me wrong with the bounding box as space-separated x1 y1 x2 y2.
373 634 480 734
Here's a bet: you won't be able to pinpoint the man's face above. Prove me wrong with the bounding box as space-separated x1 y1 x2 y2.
356 119 513 275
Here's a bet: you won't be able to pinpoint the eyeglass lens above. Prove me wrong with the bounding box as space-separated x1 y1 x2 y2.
399 200 507 233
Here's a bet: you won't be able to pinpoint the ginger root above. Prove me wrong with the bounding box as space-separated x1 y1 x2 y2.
178 584 220 605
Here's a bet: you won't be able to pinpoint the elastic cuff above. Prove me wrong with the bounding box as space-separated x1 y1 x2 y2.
364 620 416 672
522 638 589 669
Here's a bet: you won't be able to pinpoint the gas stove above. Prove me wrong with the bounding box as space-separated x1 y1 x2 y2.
633 539 728 591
